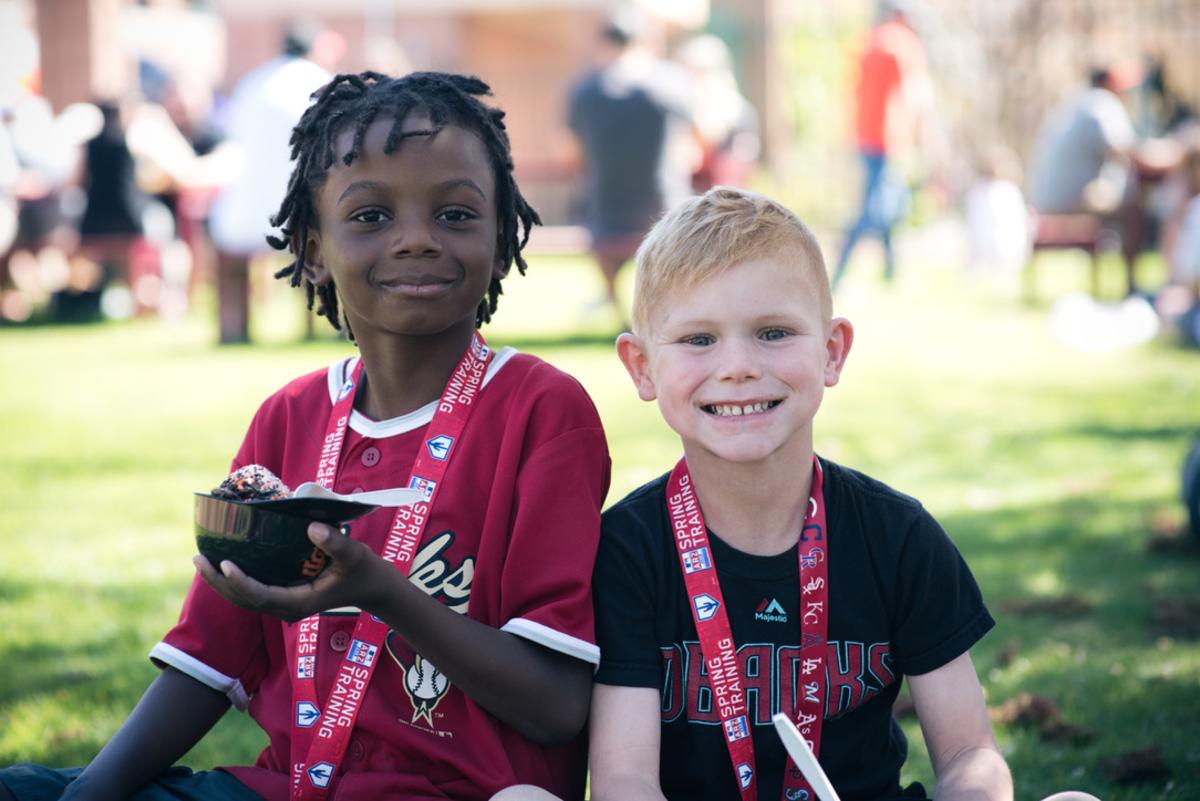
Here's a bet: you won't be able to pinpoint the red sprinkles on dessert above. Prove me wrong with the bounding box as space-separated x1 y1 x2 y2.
211 464 291 501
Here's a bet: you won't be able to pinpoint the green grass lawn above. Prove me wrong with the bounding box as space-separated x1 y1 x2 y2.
1 244 1198 799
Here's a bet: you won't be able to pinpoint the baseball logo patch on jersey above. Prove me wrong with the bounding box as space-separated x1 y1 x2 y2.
692 593 720 621
402 652 451 727
681 546 712 574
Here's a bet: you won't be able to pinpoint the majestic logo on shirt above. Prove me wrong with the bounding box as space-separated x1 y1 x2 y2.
660 640 895 725
426 435 454 461
692 593 720 621
401 653 451 726
681 546 712 574
295 701 320 728
754 598 788 623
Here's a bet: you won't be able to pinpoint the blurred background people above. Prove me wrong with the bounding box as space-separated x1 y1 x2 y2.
674 32 759 192
1027 61 1142 217
205 23 331 344
832 0 932 291
964 144 1029 282
566 10 697 321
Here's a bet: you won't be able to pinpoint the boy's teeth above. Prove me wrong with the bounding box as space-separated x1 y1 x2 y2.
710 402 772 416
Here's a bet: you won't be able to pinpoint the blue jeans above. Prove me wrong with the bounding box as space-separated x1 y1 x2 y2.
833 151 909 289
0 765 262 801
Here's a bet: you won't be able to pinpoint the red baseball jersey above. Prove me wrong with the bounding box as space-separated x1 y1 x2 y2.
153 349 611 801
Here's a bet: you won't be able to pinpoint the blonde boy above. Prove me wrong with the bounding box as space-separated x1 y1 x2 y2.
581 187 1097 801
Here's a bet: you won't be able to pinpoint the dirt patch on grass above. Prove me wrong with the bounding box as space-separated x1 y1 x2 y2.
999 593 1093 618
990 692 1096 744
1152 597 1200 639
1102 746 1171 784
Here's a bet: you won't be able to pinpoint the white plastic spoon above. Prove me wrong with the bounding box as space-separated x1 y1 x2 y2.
291 482 424 507
772 712 842 801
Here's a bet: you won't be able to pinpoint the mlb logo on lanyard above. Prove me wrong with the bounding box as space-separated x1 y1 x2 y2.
724 715 750 742
736 762 753 789
346 639 378 667
681 546 712 574
337 377 355 401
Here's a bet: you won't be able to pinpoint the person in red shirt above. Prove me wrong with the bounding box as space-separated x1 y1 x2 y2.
0 72 610 801
832 0 930 291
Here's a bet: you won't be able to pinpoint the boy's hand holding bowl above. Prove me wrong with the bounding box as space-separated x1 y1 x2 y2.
193 465 422 618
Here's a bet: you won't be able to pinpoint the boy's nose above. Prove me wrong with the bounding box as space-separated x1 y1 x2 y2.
391 215 441 258
716 338 762 382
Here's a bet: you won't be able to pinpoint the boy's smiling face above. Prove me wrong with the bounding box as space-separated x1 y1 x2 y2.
304 113 501 342
618 257 852 466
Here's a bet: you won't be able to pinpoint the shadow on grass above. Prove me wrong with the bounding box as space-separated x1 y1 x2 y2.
991 658 1196 800
938 494 1200 670
999 423 1199 445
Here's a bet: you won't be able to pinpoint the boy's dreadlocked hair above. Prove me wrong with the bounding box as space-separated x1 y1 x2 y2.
267 71 541 335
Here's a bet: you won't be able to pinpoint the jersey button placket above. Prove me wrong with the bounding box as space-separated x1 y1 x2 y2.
360 446 381 468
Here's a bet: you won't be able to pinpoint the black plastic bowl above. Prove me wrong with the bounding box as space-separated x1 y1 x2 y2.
194 493 377 586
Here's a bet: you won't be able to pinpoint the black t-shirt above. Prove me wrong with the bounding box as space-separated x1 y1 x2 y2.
594 459 994 801
567 65 693 239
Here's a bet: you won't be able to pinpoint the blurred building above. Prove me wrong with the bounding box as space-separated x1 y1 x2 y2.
23 0 734 226
16 0 1200 229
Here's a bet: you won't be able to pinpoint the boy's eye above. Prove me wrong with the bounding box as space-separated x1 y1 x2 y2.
682 334 714 347
760 327 791 341
351 208 389 225
439 207 478 224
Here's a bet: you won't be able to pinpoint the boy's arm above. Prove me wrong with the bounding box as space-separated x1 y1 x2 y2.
196 527 592 745
588 684 668 801
60 666 230 801
909 652 1013 801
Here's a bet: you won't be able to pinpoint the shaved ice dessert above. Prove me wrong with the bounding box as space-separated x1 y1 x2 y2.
210 465 291 502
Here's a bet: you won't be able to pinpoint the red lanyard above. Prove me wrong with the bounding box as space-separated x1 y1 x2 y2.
290 333 493 800
667 456 829 801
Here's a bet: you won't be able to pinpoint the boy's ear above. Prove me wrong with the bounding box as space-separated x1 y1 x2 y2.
300 231 331 287
615 332 658 402
823 317 854 387
492 249 508 282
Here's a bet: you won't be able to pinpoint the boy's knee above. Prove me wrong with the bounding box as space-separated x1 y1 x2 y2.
489 785 564 801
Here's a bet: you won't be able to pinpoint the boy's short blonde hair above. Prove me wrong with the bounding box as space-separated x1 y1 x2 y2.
631 187 831 334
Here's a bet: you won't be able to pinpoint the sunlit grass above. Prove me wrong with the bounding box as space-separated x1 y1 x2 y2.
1 244 1197 799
